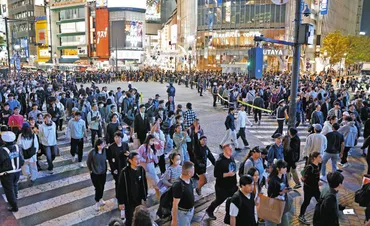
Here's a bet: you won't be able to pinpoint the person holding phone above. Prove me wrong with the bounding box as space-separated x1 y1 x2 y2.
205 144 238 220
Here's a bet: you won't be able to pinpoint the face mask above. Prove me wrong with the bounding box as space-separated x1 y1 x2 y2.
149 141 154 146
179 120 183 123
175 160 181 165
99 104 103 108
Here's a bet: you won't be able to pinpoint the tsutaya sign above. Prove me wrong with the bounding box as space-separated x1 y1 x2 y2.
263 49 284 56
213 31 262 38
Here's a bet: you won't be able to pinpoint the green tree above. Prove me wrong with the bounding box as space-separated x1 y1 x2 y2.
346 35 370 64
321 30 349 66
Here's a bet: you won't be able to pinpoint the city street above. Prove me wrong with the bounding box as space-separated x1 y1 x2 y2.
0 81 368 226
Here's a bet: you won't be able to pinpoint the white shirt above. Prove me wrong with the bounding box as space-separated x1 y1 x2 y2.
17 134 39 161
303 133 327 156
229 192 258 223
237 110 252 130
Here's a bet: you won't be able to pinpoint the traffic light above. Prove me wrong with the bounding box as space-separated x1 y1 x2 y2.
248 47 263 79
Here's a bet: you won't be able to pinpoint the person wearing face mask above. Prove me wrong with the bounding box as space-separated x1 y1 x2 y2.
98 102 107 138
158 152 182 193
38 114 57 174
267 133 284 167
272 100 288 138
66 111 88 168
137 134 161 200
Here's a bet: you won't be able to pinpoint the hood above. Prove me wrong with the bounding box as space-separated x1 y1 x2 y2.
323 121 331 127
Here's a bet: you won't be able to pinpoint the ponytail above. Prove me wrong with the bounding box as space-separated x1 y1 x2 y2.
308 151 320 164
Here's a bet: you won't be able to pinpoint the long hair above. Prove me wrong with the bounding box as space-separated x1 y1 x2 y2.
143 134 157 155
21 126 33 140
94 138 105 153
247 167 262 193
269 159 287 179
308 151 321 164
282 135 290 151
169 152 180 165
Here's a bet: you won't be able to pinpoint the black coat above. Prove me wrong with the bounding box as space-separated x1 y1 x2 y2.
117 166 148 206
134 113 150 137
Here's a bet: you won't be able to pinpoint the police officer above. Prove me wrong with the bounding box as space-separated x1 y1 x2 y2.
0 131 24 212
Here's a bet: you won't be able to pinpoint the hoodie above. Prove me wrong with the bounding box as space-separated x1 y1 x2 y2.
321 121 333 135
214 153 237 190
338 121 358 147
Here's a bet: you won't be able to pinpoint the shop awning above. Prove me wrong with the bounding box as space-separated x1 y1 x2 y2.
59 58 79 63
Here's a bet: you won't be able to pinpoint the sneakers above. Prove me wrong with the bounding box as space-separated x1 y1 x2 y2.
48 170 54 174
79 162 85 168
195 188 202 196
342 163 350 168
293 184 302 189
320 175 327 182
206 209 217 220
99 199 106 206
94 202 100 211
72 155 77 163
298 215 310 225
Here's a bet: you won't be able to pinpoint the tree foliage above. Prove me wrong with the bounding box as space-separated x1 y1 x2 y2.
322 30 370 66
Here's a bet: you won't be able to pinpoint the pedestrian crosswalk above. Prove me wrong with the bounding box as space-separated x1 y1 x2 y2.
0 127 219 226
245 114 364 149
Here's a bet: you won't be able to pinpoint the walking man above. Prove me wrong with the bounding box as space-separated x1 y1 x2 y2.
67 111 88 167
220 108 240 151
272 99 287 137
87 103 102 147
236 105 252 149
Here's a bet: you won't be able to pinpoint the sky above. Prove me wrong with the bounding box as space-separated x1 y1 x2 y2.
361 0 370 35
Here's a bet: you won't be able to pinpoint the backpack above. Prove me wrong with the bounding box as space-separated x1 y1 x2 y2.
238 157 254 177
224 191 252 225
313 193 336 225
22 135 36 159
156 179 185 219
354 183 370 207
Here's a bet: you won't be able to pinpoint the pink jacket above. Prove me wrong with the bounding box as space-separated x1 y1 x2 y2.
137 144 159 164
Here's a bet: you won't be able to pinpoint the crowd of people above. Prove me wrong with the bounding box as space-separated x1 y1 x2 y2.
0 69 369 226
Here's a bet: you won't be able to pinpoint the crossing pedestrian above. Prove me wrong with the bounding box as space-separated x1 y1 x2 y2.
67 111 88 167
38 113 58 174
272 100 287 138
206 144 238 220
236 105 252 149
220 108 240 151
87 138 107 211
87 103 102 147
0 131 24 212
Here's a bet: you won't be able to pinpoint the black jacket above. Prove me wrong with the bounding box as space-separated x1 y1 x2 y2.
134 113 150 136
117 166 148 206
285 135 300 163
107 142 129 175
314 188 339 226
193 134 215 174
224 113 236 131
0 144 24 175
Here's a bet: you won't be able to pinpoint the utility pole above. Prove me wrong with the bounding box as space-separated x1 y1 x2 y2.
115 38 118 72
4 17 10 79
287 0 302 129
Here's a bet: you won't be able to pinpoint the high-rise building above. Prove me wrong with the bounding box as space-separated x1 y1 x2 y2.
360 0 370 35
7 0 46 62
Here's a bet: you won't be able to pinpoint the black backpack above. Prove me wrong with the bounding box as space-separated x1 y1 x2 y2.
355 183 370 207
156 179 185 219
224 191 253 225
313 193 336 225
22 135 36 159
238 157 254 177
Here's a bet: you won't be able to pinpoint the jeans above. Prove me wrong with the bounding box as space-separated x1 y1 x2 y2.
300 185 320 216
220 129 238 148
237 127 249 146
44 145 57 170
71 138 84 162
321 152 340 176
177 207 194 226
22 156 38 181
91 128 102 147
90 173 106 202
265 214 289 226
0 172 20 209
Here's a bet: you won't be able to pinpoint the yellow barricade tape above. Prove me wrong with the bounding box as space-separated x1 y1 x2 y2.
217 94 272 113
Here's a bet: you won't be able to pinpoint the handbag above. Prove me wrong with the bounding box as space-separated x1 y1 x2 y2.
257 194 286 224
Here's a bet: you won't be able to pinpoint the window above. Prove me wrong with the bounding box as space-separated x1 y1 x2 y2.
61 35 86 46
60 22 86 33
59 8 85 20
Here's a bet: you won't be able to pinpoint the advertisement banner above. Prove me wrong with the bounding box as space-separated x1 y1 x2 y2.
96 8 109 58
124 20 143 49
96 0 107 7
50 0 86 7
36 19 49 61
320 0 329 15
145 0 161 22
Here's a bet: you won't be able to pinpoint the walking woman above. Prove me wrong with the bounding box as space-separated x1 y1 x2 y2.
151 119 166 174
137 134 161 200
194 131 215 196
298 151 322 225
17 122 39 185
87 138 107 211
157 152 182 193
173 124 191 163
265 160 290 226
247 167 262 204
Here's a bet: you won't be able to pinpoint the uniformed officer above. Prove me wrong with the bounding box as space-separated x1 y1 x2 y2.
0 131 24 212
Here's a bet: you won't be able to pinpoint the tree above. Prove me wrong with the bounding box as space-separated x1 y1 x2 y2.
346 35 370 64
321 30 349 66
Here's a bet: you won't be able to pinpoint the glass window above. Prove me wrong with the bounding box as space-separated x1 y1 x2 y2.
60 22 85 33
61 35 86 46
59 8 85 20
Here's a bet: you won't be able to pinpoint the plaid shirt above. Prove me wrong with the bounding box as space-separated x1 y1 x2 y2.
184 109 196 129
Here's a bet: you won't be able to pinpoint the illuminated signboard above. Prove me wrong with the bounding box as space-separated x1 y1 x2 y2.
124 20 143 49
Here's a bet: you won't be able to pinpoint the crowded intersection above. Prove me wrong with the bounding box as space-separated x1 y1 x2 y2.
0 70 368 226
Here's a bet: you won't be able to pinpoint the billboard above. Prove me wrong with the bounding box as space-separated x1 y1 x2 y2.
36 19 49 61
107 0 145 9
50 0 86 7
320 0 329 15
124 21 143 49
96 8 109 58
145 0 161 22
96 0 107 7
